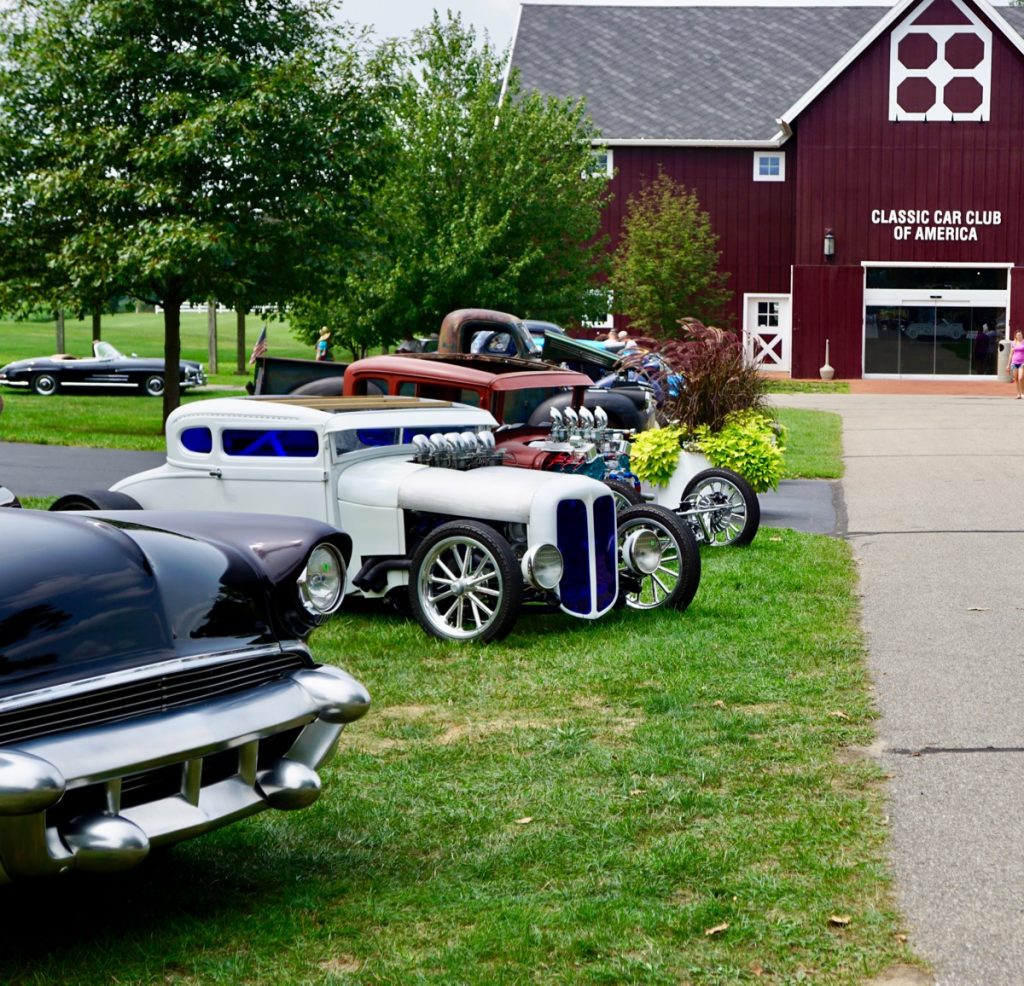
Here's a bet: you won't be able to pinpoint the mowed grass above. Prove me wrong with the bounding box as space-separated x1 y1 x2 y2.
0 529 915 984
776 408 844 480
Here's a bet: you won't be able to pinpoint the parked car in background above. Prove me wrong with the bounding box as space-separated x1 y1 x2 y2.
52 396 695 641
0 491 369 883
0 340 206 396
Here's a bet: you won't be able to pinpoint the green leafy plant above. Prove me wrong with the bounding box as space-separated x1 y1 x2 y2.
691 409 787 492
629 424 685 486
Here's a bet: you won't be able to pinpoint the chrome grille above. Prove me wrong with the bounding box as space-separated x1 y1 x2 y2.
0 653 308 746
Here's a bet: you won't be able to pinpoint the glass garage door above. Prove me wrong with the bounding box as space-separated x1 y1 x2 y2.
863 267 1007 378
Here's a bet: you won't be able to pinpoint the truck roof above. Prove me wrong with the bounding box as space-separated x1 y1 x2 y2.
347 354 593 392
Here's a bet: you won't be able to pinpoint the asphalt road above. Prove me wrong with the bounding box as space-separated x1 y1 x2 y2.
774 391 1024 986
1 439 840 535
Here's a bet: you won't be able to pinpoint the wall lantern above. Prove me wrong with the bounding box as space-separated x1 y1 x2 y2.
823 228 836 259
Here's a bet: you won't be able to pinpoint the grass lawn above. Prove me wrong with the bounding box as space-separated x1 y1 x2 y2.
776 408 844 480
0 528 915 984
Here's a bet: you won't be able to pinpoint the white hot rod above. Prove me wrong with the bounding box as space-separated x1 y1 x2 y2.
52 396 701 643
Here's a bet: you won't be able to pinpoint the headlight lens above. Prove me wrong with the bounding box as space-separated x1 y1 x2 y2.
522 543 563 590
622 529 661 575
297 543 346 616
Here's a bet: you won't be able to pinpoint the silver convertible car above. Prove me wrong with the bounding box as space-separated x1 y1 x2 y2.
0 340 206 397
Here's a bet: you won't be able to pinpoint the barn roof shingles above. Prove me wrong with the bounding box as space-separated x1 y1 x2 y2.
510 3 1024 142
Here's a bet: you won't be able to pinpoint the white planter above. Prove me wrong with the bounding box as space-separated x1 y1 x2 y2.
639 449 712 508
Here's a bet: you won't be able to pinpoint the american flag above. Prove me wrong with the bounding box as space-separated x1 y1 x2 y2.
248 325 268 365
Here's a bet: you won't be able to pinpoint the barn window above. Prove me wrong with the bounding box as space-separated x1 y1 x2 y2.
584 147 613 179
753 152 785 182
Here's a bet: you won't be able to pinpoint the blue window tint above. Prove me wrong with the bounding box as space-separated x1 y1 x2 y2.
222 429 319 457
180 427 212 454
356 427 400 447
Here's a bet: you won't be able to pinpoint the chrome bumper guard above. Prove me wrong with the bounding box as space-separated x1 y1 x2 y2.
0 665 369 883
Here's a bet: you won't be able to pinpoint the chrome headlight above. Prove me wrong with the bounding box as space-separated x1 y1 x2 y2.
297 542 346 616
522 543 563 590
621 530 661 575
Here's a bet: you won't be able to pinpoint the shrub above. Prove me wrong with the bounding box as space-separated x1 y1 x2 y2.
690 410 787 492
629 425 686 486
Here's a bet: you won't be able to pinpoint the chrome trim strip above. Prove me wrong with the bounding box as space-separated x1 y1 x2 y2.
0 643 301 715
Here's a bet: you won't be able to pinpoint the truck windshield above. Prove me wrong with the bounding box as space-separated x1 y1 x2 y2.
331 425 489 459
499 387 570 426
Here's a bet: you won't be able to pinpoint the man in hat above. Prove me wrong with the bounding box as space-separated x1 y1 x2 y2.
316 327 332 361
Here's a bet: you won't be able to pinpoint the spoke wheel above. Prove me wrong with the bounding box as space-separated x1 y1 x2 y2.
616 505 700 611
603 478 643 511
409 521 522 643
679 468 760 547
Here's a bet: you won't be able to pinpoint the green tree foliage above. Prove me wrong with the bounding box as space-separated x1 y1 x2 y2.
0 0 386 419
289 14 611 357
609 172 732 336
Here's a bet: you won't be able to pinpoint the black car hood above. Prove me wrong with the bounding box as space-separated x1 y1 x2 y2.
0 511 278 697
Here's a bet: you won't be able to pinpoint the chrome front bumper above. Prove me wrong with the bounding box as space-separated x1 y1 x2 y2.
0 664 369 883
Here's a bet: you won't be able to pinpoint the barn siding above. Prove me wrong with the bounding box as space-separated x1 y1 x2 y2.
592 0 1024 377
605 146 795 329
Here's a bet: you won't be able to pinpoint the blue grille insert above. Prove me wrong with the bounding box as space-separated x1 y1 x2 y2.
556 499 592 615
593 494 617 610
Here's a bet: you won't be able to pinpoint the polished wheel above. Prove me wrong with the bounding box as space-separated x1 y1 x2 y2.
603 478 643 511
143 374 165 397
409 521 522 643
616 505 700 611
32 373 58 396
679 468 760 547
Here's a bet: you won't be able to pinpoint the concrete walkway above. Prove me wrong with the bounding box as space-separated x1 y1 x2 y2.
774 388 1024 986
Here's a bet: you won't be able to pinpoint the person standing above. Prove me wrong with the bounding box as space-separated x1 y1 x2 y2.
315 327 332 362
1008 330 1024 398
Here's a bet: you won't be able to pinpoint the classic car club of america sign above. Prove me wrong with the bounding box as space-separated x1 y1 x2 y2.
870 207 1004 241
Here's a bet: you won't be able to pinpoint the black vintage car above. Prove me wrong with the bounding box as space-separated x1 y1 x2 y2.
0 341 206 397
0 493 369 883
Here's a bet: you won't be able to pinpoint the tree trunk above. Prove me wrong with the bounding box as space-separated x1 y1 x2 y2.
236 309 246 373
55 310 65 353
162 291 183 427
91 308 101 342
207 299 219 374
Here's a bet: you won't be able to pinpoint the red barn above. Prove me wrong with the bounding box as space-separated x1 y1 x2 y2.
510 0 1024 380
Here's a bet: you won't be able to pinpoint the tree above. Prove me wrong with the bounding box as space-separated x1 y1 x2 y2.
0 0 387 420
289 14 611 356
608 172 732 336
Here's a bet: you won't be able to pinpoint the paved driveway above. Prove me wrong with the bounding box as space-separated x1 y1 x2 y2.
775 391 1024 986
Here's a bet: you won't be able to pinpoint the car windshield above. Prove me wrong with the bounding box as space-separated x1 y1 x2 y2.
94 341 123 360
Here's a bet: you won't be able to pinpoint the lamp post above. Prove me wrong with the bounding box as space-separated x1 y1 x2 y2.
823 228 835 261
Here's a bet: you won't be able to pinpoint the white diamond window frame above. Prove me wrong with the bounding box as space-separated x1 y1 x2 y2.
888 0 992 123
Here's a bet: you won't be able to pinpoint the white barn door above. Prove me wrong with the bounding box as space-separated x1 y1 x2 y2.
743 294 791 372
